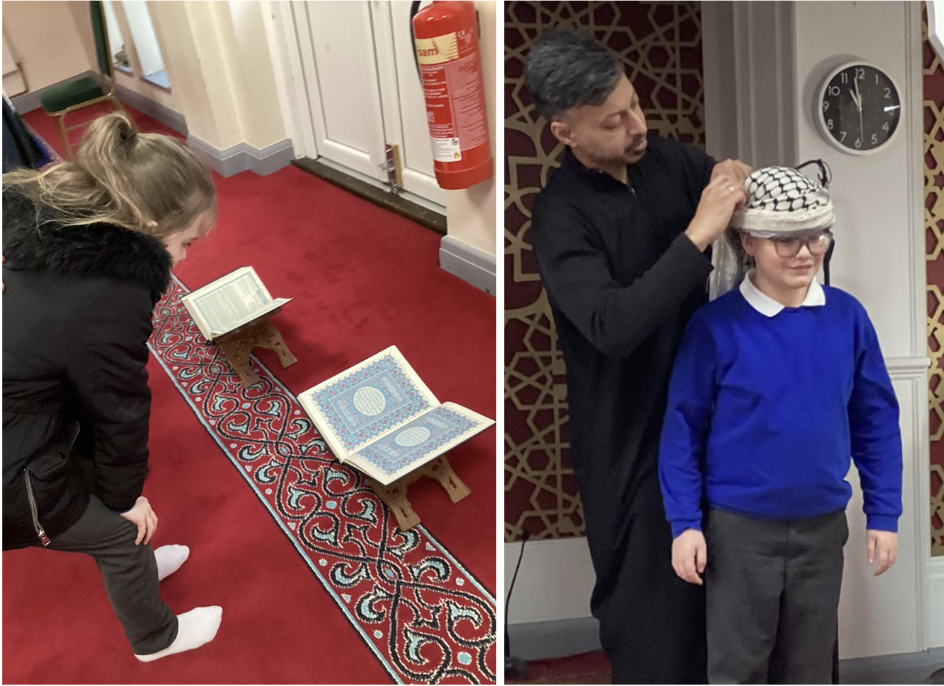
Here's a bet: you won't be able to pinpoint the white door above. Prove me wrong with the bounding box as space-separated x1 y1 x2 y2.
289 0 443 207
291 1 387 180
371 1 443 204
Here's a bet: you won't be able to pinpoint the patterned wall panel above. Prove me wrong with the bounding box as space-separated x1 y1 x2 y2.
923 6 944 557
504 1 706 541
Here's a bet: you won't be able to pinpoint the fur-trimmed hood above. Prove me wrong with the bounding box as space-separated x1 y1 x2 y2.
2 188 172 298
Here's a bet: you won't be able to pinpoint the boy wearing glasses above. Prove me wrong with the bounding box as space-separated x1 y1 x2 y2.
658 166 903 683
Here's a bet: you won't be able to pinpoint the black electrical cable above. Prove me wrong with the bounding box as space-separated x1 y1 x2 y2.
795 158 832 188
504 532 529 679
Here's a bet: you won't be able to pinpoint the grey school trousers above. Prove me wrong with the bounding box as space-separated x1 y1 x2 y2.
43 495 178 655
704 508 847 684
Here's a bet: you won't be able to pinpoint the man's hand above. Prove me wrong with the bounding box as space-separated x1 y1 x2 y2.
867 530 898 576
685 175 749 251
672 528 707 585
119 496 158 545
710 158 753 186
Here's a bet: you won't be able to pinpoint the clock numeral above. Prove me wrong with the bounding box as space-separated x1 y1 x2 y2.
884 87 891 99
871 133 879 145
855 137 862 149
856 67 865 79
829 85 840 96
823 101 829 113
840 131 847 142
841 72 848 84
876 73 880 85
827 118 834 130
882 121 890 131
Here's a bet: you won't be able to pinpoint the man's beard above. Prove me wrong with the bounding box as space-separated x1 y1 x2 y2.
581 139 646 168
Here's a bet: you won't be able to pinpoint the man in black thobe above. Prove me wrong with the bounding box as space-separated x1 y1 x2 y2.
524 29 751 683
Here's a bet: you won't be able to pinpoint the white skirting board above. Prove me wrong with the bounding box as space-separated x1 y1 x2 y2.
186 135 294 178
439 235 495 295
931 556 944 648
503 537 595 627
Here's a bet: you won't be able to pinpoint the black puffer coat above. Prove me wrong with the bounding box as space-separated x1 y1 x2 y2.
2 188 171 550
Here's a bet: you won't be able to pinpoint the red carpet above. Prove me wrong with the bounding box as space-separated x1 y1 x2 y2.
3 105 497 683
506 651 611 684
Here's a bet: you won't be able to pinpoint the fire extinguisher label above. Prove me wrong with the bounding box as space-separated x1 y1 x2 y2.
431 136 462 162
417 30 488 164
415 34 459 65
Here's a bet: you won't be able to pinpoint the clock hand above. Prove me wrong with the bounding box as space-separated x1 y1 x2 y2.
854 75 864 142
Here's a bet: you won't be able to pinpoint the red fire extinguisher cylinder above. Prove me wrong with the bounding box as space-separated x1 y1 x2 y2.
412 1 493 191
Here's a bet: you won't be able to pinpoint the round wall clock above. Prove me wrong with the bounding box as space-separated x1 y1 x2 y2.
816 61 902 155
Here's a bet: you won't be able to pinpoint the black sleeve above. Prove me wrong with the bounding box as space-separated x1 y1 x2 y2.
65 285 153 511
532 194 713 359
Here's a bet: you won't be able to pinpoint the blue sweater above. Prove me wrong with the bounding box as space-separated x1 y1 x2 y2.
658 285 903 537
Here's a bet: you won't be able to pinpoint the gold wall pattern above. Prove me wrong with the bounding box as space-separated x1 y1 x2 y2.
504 1 707 541
922 6 944 557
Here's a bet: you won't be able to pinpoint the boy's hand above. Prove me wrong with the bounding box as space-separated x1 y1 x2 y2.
672 529 707 585
867 530 898 576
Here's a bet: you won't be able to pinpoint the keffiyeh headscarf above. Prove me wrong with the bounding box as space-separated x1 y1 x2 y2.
710 164 835 300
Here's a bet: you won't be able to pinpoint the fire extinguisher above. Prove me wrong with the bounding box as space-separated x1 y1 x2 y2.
410 1 493 190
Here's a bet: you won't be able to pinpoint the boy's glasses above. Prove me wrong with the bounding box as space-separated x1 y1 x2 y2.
768 231 834 258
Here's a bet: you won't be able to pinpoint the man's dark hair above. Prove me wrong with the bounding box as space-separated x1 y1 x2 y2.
523 29 624 122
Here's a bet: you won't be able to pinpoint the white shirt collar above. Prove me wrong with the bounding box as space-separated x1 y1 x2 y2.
739 269 826 317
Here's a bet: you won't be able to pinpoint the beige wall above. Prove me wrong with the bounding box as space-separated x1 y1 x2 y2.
151 0 285 151
443 0 497 258
2 0 286 153
147 2 212 129
180 0 244 148
2 1 94 92
225 0 285 150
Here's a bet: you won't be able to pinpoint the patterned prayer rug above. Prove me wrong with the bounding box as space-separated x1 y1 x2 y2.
149 277 497 684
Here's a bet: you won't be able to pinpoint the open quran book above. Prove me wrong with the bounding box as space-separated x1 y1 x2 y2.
297 346 494 485
181 267 292 341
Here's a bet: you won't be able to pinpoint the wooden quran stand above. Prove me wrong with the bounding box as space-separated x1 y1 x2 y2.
215 310 297 388
365 455 471 531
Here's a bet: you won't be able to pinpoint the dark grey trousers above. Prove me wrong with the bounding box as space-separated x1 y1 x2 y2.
43 495 178 655
704 508 848 684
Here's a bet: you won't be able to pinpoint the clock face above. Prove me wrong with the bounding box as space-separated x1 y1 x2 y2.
819 63 901 153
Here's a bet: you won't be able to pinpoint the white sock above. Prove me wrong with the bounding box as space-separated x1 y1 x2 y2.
154 545 190 582
135 606 223 662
